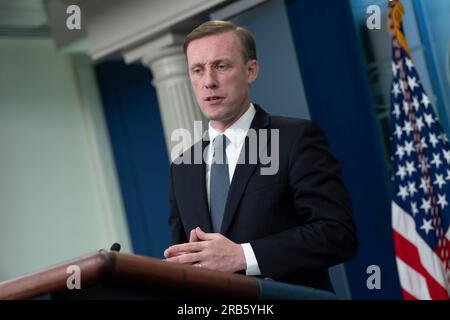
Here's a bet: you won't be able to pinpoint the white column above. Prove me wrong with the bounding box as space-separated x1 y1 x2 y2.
141 45 207 161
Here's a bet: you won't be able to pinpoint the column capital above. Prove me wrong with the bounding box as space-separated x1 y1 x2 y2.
123 32 186 64
123 32 206 160
141 45 184 66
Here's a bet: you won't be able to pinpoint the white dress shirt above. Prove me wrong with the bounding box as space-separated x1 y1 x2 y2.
205 103 261 276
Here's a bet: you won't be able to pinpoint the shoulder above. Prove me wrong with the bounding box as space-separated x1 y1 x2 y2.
255 104 322 134
270 115 313 128
265 115 332 163
269 115 326 139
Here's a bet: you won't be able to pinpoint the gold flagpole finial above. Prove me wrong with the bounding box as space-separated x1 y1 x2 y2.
388 0 399 8
387 0 411 58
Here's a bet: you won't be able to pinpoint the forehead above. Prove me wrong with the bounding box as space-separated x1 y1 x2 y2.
186 31 242 64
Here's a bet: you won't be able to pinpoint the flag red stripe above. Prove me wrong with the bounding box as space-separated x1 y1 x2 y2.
393 230 449 299
402 289 417 300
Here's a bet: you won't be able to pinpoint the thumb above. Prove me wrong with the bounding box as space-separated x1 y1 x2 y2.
195 227 216 241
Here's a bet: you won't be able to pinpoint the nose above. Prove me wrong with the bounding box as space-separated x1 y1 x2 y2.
203 67 218 89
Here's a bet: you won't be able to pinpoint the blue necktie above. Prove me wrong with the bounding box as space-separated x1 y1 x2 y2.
210 134 230 233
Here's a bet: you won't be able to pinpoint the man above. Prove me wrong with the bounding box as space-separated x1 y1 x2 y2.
164 20 358 292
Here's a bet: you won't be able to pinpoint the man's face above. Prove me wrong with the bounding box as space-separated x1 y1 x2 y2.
186 31 258 131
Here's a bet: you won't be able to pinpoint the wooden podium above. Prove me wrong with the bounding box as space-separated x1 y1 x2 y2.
0 250 337 300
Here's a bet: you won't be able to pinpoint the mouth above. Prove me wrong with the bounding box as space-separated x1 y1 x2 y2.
204 96 224 102
203 96 225 106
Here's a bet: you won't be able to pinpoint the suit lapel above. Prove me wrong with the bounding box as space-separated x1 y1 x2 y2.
220 105 270 235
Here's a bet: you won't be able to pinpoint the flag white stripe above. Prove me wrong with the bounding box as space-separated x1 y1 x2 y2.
392 201 446 287
396 257 432 300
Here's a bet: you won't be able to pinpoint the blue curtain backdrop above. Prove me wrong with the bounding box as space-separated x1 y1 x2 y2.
95 61 170 258
285 0 402 299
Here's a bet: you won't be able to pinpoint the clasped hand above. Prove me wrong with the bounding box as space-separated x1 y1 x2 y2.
164 227 246 273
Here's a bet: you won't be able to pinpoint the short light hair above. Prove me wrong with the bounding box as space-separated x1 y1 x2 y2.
184 20 257 62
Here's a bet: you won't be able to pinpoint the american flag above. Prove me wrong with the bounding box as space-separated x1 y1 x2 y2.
388 1 450 299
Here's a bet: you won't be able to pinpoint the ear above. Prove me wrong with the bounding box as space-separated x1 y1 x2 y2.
246 59 259 84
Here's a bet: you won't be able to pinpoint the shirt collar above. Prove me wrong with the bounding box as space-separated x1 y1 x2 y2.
208 103 256 147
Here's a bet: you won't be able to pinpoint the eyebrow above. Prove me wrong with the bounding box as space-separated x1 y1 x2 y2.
190 59 232 70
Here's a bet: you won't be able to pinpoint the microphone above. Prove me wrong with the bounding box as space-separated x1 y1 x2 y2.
110 243 121 252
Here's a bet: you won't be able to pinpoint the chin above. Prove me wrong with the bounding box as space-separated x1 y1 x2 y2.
201 106 227 121
205 113 226 122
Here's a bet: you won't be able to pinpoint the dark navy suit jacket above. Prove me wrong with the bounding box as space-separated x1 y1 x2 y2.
168 105 358 292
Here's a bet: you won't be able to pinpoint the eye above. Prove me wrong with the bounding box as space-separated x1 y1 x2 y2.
192 67 202 75
216 63 228 71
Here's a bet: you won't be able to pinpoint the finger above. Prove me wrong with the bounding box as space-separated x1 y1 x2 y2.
195 227 218 241
168 250 190 257
189 229 199 242
166 252 201 264
165 242 204 257
164 248 187 258
163 248 170 258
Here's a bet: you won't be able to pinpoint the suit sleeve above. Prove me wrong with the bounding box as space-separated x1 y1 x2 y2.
168 164 187 245
250 122 358 279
